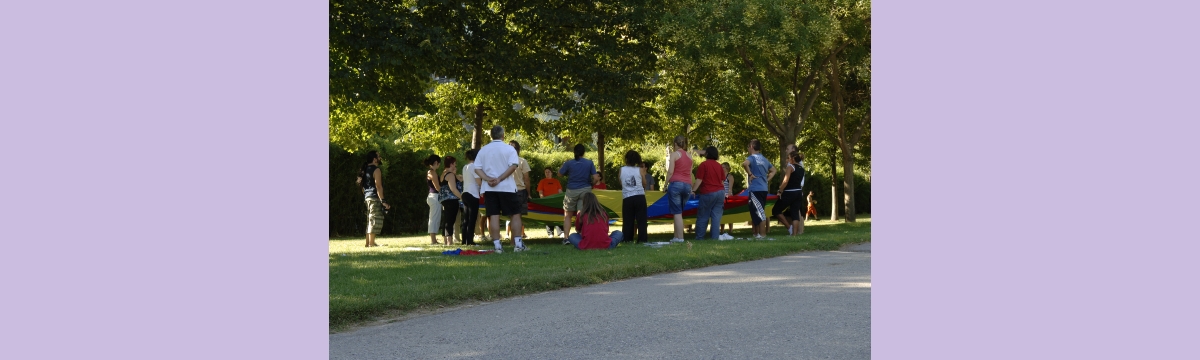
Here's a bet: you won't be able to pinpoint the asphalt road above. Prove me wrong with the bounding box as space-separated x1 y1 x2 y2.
331 242 871 359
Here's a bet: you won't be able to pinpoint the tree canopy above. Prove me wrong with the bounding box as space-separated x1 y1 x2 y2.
328 0 872 217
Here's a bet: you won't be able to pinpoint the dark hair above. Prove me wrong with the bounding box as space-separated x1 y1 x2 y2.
423 154 442 167
465 149 478 161
624 150 642 166
642 161 651 168
490 125 505 140
442 155 457 168
749 139 761 152
544 166 553 172
705 146 719 160
361 151 380 188
791 151 804 163
573 144 586 159
362 151 380 170
509 140 521 153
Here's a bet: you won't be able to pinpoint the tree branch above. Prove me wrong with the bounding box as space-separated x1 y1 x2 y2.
850 112 869 148
738 47 781 136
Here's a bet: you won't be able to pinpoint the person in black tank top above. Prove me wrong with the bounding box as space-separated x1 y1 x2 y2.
357 151 389 247
771 150 806 235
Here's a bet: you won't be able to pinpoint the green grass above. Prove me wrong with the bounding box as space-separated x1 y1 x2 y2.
329 215 871 332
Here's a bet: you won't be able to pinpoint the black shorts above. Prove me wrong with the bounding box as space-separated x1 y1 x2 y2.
772 190 803 219
484 191 521 217
749 191 768 225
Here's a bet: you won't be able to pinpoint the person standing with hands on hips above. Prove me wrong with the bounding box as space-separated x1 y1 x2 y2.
741 139 776 238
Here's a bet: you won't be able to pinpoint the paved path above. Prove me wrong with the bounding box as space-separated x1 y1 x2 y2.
331 242 871 359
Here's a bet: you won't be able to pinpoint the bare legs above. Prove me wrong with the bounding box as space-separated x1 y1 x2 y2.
489 215 502 242
673 214 685 240
479 215 489 240
562 213 573 239
490 215 523 244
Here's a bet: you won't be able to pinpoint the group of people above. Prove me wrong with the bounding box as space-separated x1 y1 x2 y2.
357 126 820 252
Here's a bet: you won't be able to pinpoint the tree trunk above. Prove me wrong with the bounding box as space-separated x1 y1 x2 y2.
841 152 857 222
778 133 796 168
597 131 606 179
596 110 608 180
471 103 486 149
830 150 839 221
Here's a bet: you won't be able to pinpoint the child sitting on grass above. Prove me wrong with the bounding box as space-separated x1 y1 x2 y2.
566 192 624 250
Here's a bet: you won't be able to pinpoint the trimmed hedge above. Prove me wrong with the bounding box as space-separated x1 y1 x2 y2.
329 142 870 236
330 143 437 236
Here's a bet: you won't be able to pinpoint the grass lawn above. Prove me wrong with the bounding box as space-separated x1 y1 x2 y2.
329 215 871 332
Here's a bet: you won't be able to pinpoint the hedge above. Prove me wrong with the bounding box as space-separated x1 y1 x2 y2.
330 142 870 237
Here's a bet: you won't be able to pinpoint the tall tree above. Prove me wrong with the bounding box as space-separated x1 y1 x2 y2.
660 0 861 162
822 2 870 222
331 0 666 153
528 0 664 171
826 56 870 222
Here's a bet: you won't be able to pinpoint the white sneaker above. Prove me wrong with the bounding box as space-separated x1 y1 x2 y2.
493 248 503 254
669 238 685 243
787 226 793 235
515 245 529 252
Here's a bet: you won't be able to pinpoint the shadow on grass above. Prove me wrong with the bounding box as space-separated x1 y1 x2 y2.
330 218 870 331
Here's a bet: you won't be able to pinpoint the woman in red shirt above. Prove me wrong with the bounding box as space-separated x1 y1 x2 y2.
691 146 726 239
565 192 624 249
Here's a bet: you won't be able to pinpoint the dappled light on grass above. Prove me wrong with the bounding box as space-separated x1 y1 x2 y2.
330 217 870 331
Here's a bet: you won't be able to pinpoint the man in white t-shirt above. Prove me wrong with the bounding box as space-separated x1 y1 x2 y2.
473 125 528 252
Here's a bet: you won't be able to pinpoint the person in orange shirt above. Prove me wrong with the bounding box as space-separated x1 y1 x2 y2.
537 167 564 237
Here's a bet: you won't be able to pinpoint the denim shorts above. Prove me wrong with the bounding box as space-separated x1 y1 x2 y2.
666 181 692 215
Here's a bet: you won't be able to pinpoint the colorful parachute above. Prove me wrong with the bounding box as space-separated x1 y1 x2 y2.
487 190 779 226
